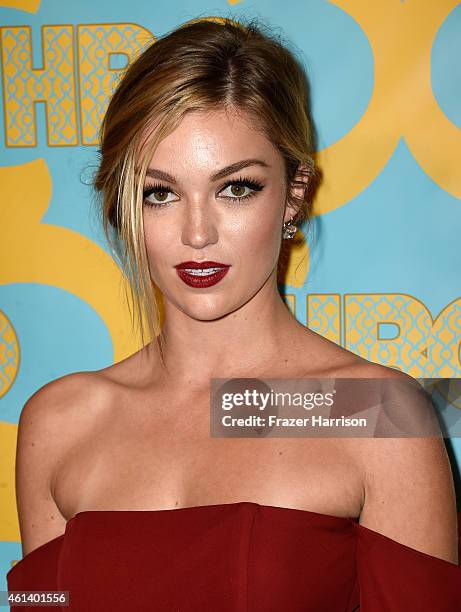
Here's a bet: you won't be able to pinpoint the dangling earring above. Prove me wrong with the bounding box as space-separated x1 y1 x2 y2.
282 217 297 240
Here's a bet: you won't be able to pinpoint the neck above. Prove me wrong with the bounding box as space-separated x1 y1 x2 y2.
150 272 306 384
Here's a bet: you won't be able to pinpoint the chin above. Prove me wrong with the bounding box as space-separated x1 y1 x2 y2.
176 295 242 322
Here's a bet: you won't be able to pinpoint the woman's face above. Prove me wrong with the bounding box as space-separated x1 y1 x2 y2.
141 107 296 320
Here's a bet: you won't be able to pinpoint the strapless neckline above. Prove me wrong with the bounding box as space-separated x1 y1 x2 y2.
69 501 357 524
8 502 355 577
8 501 461 581
67 502 461 568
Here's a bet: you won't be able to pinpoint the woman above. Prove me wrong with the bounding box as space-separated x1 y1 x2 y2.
7 16 461 611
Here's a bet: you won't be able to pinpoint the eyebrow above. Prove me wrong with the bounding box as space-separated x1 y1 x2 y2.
145 158 270 184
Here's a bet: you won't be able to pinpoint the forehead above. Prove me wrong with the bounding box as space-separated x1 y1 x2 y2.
140 107 280 172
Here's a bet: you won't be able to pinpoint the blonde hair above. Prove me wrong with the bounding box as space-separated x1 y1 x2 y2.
93 15 319 368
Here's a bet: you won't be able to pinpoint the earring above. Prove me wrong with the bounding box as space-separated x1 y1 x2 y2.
282 217 297 240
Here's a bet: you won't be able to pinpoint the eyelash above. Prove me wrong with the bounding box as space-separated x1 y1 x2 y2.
142 175 265 208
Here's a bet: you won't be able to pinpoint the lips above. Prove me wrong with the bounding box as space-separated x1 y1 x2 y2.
175 261 229 270
174 261 230 288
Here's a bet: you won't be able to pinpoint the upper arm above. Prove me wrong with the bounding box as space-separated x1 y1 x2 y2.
353 366 458 565
359 434 458 565
14 374 90 556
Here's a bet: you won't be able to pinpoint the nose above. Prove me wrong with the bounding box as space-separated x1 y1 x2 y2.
181 200 218 249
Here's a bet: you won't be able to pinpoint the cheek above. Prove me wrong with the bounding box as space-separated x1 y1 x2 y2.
143 220 167 275
229 211 282 273
247 205 282 247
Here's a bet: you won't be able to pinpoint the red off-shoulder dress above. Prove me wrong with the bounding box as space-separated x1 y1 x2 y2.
6 502 461 611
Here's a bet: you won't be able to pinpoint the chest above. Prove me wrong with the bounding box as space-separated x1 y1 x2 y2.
53 388 365 520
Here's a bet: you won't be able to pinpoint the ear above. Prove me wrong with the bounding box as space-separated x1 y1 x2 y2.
283 163 310 224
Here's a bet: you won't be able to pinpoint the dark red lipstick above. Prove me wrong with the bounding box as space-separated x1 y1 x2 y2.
174 261 230 288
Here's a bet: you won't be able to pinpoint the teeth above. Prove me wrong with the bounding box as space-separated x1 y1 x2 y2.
183 267 223 276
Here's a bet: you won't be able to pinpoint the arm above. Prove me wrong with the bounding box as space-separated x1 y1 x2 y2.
14 375 87 557
358 432 458 565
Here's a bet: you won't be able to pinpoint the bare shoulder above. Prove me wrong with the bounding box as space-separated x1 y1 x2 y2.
14 343 153 556
347 365 458 564
322 357 458 563
15 370 112 556
18 369 113 451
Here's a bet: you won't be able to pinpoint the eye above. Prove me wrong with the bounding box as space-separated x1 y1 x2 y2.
143 183 178 208
142 176 265 208
219 176 264 202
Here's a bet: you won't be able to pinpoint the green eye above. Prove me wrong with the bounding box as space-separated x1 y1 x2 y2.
142 176 265 208
143 184 177 207
219 177 264 201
